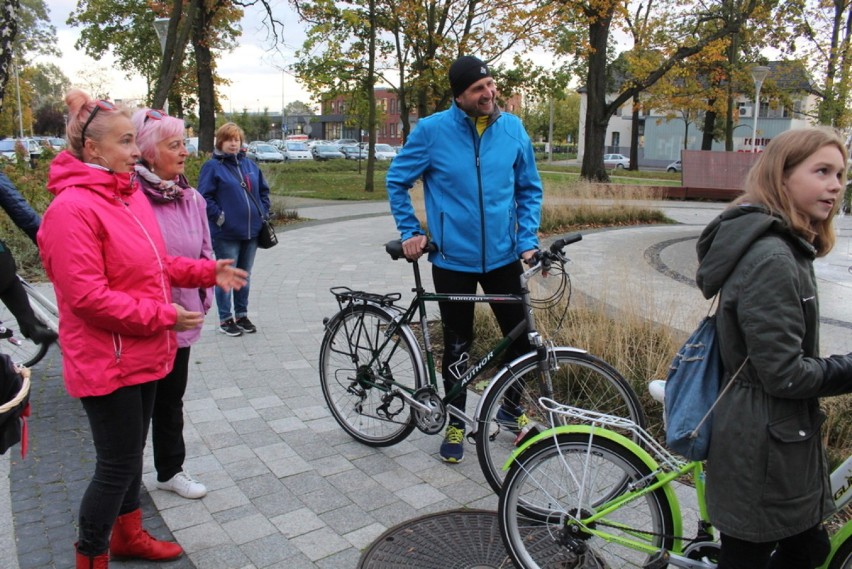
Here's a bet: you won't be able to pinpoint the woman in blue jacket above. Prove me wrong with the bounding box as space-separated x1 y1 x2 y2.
387 56 543 463
198 122 271 337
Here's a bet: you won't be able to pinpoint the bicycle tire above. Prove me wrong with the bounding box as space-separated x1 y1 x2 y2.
829 536 852 569
499 433 674 569
0 301 48 367
319 303 425 446
476 349 644 494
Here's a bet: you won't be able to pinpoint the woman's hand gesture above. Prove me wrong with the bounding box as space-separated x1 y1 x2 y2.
214 259 248 292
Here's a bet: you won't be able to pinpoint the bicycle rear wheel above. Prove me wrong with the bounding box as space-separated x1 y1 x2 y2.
320 303 424 446
499 433 674 569
0 302 47 367
476 348 644 494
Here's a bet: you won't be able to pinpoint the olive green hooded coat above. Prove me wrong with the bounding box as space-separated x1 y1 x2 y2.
695 204 852 542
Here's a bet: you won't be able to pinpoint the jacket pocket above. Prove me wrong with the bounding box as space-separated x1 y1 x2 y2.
762 409 825 505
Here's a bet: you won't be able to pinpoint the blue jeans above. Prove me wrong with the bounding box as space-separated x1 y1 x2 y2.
212 237 257 322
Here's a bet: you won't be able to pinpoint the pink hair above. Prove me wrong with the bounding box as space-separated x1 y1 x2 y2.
131 108 185 167
64 89 130 158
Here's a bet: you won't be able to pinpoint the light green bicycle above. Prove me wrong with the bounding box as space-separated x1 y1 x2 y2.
498 395 852 568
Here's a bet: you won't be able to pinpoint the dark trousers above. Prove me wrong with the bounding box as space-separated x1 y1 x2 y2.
432 261 530 425
78 382 157 555
719 525 831 569
152 346 190 482
0 243 40 338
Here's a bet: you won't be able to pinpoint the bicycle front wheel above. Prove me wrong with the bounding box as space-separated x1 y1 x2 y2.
319 303 424 446
499 433 674 569
829 536 852 569
0 302 48 367
476 348 644 494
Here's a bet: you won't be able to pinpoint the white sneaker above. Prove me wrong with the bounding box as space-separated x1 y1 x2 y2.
156 471 207 499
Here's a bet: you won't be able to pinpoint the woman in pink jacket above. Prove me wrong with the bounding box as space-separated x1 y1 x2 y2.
38 90 247 569
132 108 211 501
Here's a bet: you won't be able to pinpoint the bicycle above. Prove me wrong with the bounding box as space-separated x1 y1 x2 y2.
319 234 645 494
498 394 852 568
0 275 59 367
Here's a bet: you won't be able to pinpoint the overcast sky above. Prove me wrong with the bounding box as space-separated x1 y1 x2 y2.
44 1 313 114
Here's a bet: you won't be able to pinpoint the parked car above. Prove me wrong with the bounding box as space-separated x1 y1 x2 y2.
339 144 368 160
603 153 630 169
247 142 284 163
282 141 312 161
185 137 199 157
373 143 397 161
334 138 359 147
267 139 285 150
0 138 41 164
311 144 345 161
666 159 682 173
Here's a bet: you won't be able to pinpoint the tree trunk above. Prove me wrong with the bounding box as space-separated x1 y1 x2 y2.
629 95 640 170
193 1 216 154
153 0 198 111
0 0 19 111
581 15 614 182
701 104 716 150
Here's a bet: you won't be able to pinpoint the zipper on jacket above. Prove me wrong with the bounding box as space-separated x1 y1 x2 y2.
112 332 122 363
465 120 487 273
118 196 173 357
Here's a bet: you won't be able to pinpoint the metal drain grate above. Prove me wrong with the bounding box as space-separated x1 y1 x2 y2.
358 509 517 568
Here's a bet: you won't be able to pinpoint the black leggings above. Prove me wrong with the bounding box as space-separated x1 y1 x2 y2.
0 242 41 338
152 347 190 482
77 382 157 556
718 524 831 569
432 261 530 423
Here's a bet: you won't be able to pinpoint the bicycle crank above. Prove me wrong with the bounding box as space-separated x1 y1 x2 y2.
410 387 446 434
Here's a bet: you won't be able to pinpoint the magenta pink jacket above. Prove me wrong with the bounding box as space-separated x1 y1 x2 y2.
38 151 218 397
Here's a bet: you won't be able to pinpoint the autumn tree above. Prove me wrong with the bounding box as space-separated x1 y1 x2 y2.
551 0 765 181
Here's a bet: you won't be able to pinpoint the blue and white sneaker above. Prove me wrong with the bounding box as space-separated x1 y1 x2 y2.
439 424 465 463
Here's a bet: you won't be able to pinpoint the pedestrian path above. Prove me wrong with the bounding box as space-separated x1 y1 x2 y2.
3 197 851 568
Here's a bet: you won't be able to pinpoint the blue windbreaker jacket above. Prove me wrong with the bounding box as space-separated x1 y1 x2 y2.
387 102 542 273
197 150 271 241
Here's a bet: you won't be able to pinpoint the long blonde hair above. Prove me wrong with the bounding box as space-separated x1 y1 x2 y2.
735 126 847 256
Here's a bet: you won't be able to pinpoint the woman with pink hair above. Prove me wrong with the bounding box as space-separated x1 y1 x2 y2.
38 90 247 569
131 108 211 501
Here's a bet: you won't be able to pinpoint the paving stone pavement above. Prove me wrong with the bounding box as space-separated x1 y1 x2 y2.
2 198 850 569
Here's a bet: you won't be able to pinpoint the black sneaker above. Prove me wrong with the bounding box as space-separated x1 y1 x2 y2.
218 318 243 336
235 316 257 334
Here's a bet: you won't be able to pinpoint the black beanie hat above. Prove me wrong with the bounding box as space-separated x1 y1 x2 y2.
449 56 490 98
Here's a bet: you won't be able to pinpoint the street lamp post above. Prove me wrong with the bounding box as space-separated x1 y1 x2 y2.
153 17 170 114
751 65 770 153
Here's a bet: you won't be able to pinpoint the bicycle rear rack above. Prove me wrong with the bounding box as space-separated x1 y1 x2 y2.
540 397 687 470
330 286 402 308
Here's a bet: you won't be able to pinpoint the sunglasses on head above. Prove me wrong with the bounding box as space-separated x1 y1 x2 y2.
80 100 117 147
144 109 167 123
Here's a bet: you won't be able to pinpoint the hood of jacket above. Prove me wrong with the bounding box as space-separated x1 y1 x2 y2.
695 204 815 299
47 150 135 200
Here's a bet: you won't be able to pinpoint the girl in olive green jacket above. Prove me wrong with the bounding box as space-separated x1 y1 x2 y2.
695 127 852 568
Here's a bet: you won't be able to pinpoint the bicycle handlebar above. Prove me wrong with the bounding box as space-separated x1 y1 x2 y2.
385 233 582 263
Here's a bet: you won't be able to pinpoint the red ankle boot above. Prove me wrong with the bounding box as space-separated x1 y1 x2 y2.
108 508 183 561
75 544 109 568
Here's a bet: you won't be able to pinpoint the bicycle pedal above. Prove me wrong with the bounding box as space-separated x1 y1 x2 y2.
642 551 670 569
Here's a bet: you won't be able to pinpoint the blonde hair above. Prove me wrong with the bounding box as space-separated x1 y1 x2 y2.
64 89 131 159
735 127 847 256
215 122 244 151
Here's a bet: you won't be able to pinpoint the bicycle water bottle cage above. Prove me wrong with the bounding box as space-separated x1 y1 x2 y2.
329 286 401 308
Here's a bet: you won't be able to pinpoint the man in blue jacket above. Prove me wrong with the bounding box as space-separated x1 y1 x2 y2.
387 55 543 463
0 172 57 345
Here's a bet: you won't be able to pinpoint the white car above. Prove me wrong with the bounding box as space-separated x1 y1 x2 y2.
282 141 312 161
603 153 630 169
373 143 397 161
247 142 284 163
666 159 682 173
